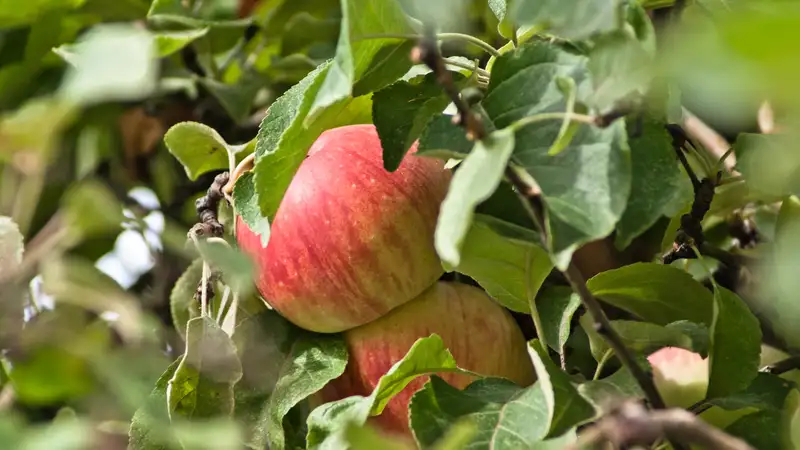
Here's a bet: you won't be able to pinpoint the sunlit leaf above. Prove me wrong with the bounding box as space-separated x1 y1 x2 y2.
167 317 243 419
587 263 714 326
306 0 414 121
253 60 372 219
373 72 463 171
435 129 515 268
453 214 552 313
232 172 270 248
153 28 210 57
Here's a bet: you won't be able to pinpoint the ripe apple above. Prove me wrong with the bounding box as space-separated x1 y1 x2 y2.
235 124 452 333
318 281 537 436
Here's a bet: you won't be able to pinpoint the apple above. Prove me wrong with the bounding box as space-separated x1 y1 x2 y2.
647 346 754 428
318 281 537 436
235 124 452 333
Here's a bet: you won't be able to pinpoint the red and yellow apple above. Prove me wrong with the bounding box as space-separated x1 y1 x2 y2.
236 124 452 333
318 281 537 436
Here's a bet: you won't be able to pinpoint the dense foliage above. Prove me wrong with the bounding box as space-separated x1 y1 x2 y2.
2 0 800 449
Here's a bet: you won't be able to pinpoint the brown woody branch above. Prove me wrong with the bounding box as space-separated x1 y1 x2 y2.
571 401 754 450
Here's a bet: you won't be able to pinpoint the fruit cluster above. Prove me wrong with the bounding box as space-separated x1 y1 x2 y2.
235 124 537 436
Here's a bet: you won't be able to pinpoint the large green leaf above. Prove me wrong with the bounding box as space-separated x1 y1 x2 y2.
306 0 415 121
614 117 692 249
453 214 553 313
706 286 762 399
734 132 800 200
586 263 714 326
435 129 516 268
528 340 595 437
482 40 631 268
372 73 462 171
417 113 475 160
725 410 785 450
507 0 625 41
253 60 373 219
264 333 348 450
306 334 470 450
167 317 243 419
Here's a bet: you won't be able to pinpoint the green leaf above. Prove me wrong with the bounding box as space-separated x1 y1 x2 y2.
169 259 203 341
199 73 266 124
417 113 475 160
706 286 762 399
610 320 694 354
528 339 595 437
725 410 784 450
709 373 795 412
577 367 644 414
756 196 800 351
164 121 238 181
231 311 302 449
0 0 85 28
435 128 516 268
0 216 24 276
488 0 517 40
482 40 631 267
586 263 714 326
615 117 692 248
128 359 183 450
587 30 654 112
507 0 625 41
195 238 255 298
167 317 243 419
265 334 348 450
341 422 413 450
61 178 124 241
666 321 710 357
734 132 800 199
153 28 210 57
307 334 469 450
306 0 414 121
233 172 270 248
372 72 461 171
147 0 252 27
408 376 526 448
253 60 372 219
537 286 582 354
57 23 157 106
453 214 553 313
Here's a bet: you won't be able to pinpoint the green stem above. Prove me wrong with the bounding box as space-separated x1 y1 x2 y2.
525 249 549 351
357 33 501 57
593 349 614 380
443 58 490 78
509 111 597 133
437 33 501 57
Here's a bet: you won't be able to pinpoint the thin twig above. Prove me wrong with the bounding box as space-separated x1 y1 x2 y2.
411 27 486 140
761 355 800 375
571 401 755 450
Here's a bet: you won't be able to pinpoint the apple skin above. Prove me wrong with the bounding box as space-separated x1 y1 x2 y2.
318 281 537 436
235 124 452 333
647 346 754 428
